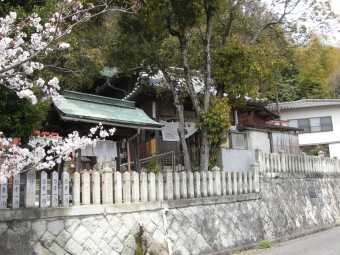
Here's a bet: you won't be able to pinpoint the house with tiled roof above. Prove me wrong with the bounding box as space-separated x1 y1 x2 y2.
266 99 340 158
93 68 301 172
44 90 163 172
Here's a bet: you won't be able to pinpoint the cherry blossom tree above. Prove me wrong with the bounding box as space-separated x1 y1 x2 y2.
0 0 132 183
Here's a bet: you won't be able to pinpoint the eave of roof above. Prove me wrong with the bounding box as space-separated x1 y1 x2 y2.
235 105 279 120
239 123 303 132
53 91 163 130
124 70 206 100
266 99 340 111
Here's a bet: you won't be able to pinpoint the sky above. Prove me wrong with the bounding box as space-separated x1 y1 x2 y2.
331 0 340 14
263 0 340 46
328 0 340 45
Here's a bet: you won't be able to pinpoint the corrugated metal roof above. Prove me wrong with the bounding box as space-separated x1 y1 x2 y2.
266 99 340 111
53 91 163 130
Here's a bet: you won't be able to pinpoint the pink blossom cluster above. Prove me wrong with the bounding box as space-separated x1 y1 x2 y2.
0 124 116 184
0 1 122 182
0 1 95 104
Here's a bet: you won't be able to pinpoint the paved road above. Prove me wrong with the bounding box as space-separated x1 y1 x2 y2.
239 226 340 255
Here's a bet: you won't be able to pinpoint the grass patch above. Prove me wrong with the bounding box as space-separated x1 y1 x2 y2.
258 239 272 249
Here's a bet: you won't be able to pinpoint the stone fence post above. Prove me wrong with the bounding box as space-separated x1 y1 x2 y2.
72 172 81 206
61 172 69 207
131 171 139 203
123 172 131 203
187 172 194 198
212 166 221 196
163 168 173 200
114 171 122 204
140 172 148 202
200 171 208 197
103 168 114 204
179 172 188 199
51 171 58 207
24 167 36 208
148 173 156 202
92 171 101 205
156 172 163 201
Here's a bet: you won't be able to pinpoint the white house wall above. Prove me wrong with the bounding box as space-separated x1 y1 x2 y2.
246 130 271 153
279 105 340 158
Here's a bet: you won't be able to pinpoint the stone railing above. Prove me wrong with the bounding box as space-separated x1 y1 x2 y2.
255 149 340 174
0 166 259 209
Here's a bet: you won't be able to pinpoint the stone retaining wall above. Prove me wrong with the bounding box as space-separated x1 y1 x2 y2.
1 173 340 255
260 173 340 241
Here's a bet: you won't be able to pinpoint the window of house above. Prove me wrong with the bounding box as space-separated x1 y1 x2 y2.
289 116 333 133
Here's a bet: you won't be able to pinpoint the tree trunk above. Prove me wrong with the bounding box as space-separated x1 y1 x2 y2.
176 102 192 172
162 71 192 172
199 4 214 172
139 33 193 172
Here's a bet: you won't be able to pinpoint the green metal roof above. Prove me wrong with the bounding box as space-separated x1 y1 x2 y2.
53 91 163 130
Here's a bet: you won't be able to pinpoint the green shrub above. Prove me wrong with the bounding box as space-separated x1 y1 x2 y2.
258 239 272 249
144 158 162 174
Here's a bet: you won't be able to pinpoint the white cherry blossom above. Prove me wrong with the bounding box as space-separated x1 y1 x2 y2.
0 1 126 182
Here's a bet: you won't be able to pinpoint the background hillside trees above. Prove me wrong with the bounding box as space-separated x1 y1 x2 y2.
109 0 338 170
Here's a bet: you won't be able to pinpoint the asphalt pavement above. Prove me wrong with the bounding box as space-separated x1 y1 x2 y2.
238 225 340 255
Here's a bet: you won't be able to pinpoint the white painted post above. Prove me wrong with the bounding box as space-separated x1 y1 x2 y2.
140 172 148 202
248 170 253 193
232 172 238 195
200 171 208 197
319 151 325 173
279 151 285 172
255 149 262 172
61 172 69 207
295 155 299 173
123 172 131 203
179 172 188 199
194 172 201 198
156 172 164 201
148 173 156 202
173 172 180 200
221 172 227 196
131 171 140 203
0 180 8 209
92 171 101 205
12 174 20 209
207 171 214 197
243 172 248 194
212 166 221 196
298 155 305 173
113 171 121 204
227 172 232 195
81 172 90 205
302 153 308 173
312 157 316 173
252 163 260 193
163 168 173 200
25 168 36 208
187 172 194 199
270 154 275 173
334 157 339 173
274 153 279 172
238 171 243 194
72 172 80 206
264 153 269 173
288 154 292 172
